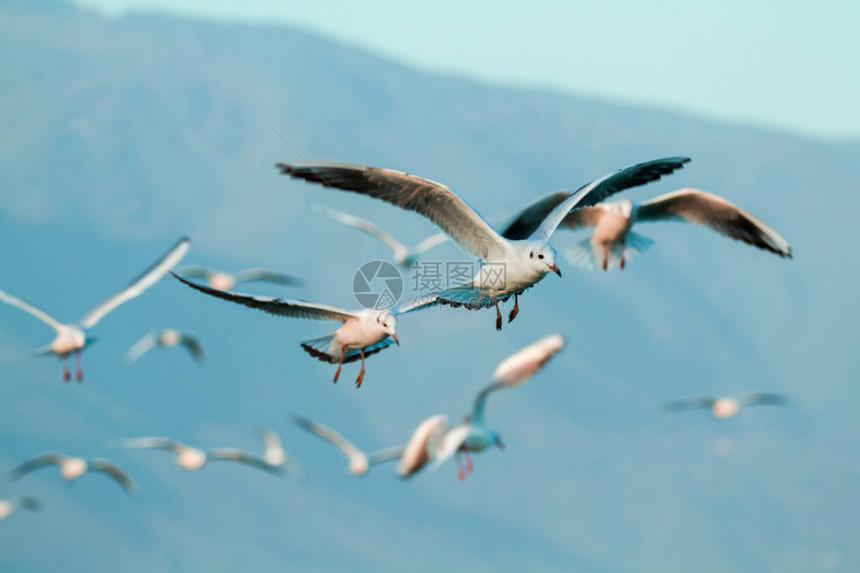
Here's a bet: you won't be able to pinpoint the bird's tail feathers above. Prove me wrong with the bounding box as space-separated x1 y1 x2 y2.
300 334 339 364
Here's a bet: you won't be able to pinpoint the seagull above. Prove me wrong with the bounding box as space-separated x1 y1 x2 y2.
9 452 137 493
277 157 689 330
125 329 205 364
0 237 190 382
502 188 791 270
117 437 282 475
430 334 566 480
0 496 40 521
175 266 302 292
663 392 787 420
172 274 431 387
257 428 299 472
315 204 448 268
292 415 403 476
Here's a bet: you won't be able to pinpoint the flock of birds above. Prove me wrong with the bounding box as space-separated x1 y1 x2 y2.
0 155 792 521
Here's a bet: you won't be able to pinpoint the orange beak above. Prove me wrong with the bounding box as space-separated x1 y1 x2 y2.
391 333 400 346
549 264 562 277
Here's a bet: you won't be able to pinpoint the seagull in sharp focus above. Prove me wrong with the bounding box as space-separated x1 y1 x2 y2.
173 274 432 387
9 452 137 493
117 437 283 475
0 496 41 521
175 266 302 292
292 415 403 476
503 188 791 270
278 157 689 330
0 238 189 382
315 203 448 268
662 392 787 420
125 329 205 364
429 333 566 480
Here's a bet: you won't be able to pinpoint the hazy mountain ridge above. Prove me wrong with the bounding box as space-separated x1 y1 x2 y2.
0 2 857 573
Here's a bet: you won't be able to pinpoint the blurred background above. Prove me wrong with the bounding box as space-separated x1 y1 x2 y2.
0 0 857 571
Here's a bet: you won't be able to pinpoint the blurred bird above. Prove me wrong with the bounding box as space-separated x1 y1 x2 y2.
503 189 791 270
0 237 190 382
116 437 283 475
278 157 689 330
315 203 448 268
10 452 137 493
257 428 299 473
292 415 403 476
175 266 302 292
0 496 40 521
429 334 566 480
125 329 205 364
662 392 787 419
173 274 431 387
396 414 451 479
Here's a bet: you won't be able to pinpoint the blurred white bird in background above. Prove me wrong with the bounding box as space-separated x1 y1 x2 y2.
175 266 302 292
116 436 284 475
125 329 205 364
292 415 403 476
0 496 40 521
662 392 787 420
9 452 137 494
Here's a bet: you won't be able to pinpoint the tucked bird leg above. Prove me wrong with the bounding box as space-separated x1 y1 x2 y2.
333 346 345 384
62 355 70 382
620 239 626 270
75 352 83 382
602 244 609 271
455 452 466 481
495 301 502 331
508 294 519 323
464 451 474 474
355 349 366 388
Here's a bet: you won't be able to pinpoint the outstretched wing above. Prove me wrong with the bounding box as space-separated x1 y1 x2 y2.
233 268 303 286
426 426 471 473
80 237 190 328
116 437 186 455
492 334 566 385
278 163 509 261
397 414 450 479
178 333 205 362
292 415 365 463
10 496 41 513
410 232 449 256
174 274 356 323
124 332 160 364
367 446 405 467
9 453 65 480
315 204 406 255
206 449 283 475
528 157 691 243
738 392 786 407
0 289 65 333
88 459 138 493
173 266 214 280
635 189 792 258
661 396 717 413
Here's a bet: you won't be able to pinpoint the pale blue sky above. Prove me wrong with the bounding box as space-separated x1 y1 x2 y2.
74 0 860 140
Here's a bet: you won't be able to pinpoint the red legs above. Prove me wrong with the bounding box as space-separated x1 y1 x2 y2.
355 349 366 388
464 452 474 474
62 356 70 382
333 346 345 384
455 452 465 481
602 245 609 271
494 301 502 331
620 240 626 270
74 352 83 382
508 294 519 323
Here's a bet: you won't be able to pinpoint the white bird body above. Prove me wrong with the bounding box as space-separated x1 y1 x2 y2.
711 398 740 420
663 392 786 420
0 496 40 521
279 157 690 330
397 414 450 479
118 437 282 475
59 457 89 480
177 447 208 471
0 238 190 381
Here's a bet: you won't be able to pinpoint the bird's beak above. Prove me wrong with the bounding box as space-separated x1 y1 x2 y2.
549 264 562 277
391 333 400 346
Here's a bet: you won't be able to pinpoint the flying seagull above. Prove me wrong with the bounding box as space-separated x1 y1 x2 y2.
175 266 302 292
429 333 566 480
292 415 403 476
116 436 282 475
663 392 786 420
0 237 190 382
0 496 40 521
315 203 448 268
173 274 431 387
503 189 791 270
277 157 689 330
257 428 299 472
396 414 451 479
9 453 137 494
125 329 205 364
